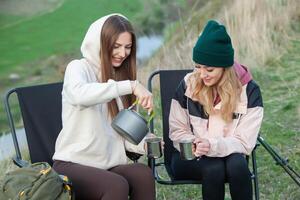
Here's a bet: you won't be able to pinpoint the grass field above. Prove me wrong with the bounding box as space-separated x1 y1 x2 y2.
0 0 142 75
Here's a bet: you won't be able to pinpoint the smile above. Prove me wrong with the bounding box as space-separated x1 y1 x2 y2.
112 57 124 62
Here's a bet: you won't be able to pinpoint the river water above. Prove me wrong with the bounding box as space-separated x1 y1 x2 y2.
0 35 163 161
0 128 27 160
137 35 163 63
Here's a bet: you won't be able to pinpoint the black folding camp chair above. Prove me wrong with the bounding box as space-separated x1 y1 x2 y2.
147 69 259 200
4 82 63 167
3 82 140 168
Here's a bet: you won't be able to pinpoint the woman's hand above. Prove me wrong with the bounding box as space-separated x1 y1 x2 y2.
131 81 153 113
193 137 210 157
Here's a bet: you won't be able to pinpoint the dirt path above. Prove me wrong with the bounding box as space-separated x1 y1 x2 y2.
0 0 63 16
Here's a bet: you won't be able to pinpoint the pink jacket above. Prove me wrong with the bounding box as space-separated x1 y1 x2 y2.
169 62 263 157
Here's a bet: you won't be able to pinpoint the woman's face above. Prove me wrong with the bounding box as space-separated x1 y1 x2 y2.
194 64 224 86
111 31 132 67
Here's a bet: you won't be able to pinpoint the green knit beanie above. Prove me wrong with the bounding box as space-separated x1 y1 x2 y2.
193 20 234 67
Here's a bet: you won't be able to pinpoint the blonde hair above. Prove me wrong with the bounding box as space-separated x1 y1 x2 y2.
188 67 242 122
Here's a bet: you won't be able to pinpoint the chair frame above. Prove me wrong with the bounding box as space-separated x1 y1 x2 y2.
147 69 259 200
3 83 64 167
4 87 24 167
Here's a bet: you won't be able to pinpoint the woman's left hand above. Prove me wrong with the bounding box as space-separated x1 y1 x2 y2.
194 137 210 157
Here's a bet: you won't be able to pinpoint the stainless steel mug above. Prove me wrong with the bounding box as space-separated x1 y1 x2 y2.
145 137 162 158
179 139 195 160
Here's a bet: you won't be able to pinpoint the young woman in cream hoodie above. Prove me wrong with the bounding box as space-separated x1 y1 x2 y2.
169 20 263 200
52 14 155 200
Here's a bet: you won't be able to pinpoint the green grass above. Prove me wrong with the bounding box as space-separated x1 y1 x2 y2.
0 0 299 199
252 39 300 200
0 0 141 75
0 14 24 27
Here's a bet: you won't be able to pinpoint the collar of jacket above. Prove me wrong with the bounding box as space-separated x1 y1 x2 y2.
185 81 248 115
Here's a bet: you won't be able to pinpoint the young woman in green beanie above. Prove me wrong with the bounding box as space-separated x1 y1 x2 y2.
169 20 263 200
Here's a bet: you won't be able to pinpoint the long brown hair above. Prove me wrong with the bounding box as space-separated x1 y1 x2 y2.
100 15 136 118
188 67 242 122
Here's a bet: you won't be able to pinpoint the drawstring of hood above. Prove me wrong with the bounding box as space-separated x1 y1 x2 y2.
80 13 127 72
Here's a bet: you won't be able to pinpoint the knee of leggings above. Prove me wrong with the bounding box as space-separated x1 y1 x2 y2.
228 165 250 178
111 176 130 195
202 163 225 182
134 164 154 181
226 155 250 178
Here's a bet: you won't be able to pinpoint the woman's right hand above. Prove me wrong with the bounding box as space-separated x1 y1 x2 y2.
131 81 153 113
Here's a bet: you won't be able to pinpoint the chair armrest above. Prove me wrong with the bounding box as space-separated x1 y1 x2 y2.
126 151 142 162
148 156 202 185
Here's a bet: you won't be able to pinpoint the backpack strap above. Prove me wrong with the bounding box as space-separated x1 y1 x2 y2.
59 175 74 200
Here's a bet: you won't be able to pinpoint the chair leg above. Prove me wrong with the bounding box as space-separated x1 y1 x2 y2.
148 157 156 177
252 150 259 200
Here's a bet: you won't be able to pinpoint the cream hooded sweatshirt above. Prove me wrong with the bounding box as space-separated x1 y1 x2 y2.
52 14 145 170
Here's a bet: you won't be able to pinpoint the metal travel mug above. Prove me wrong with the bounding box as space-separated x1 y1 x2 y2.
145 137 162 158
179 139 195 160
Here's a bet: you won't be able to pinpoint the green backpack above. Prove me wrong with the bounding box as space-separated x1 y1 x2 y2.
0 162 73 200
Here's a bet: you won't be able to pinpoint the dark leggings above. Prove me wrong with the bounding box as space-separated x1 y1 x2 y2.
53 160 155 200
171 152 252 200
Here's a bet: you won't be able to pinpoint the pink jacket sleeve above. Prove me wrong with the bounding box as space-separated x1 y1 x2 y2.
169 99 196 150
205 107 263 157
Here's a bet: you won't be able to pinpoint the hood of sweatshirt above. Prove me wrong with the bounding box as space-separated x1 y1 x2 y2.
234 61 252 85
80 13 127 70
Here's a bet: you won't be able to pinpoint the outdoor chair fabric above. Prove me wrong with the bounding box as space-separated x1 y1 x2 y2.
158 70 193 179
16 82 63 166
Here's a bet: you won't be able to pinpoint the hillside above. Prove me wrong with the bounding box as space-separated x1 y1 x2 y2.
138 0 300 199
0 0 299 199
